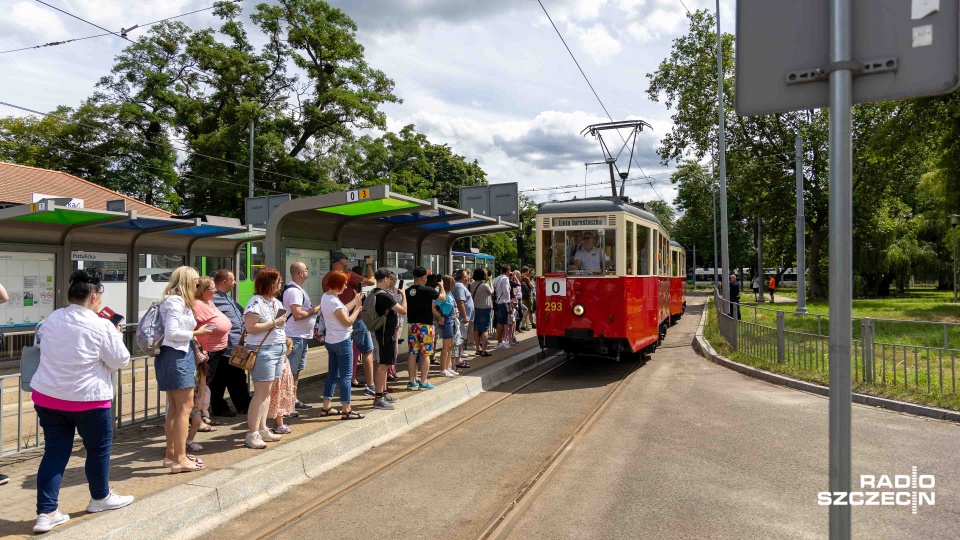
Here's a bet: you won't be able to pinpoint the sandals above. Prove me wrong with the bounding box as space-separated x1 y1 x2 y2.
198 424 217 433
319 407 341 417
341 410 365 420
162 454 200 468
170 459 206 473
351 382 365 388
456 362 471 369
185 441 204 452
480 351 492 357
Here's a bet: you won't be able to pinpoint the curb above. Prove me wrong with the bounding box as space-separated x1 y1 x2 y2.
48 344 552 540
692 303 960 424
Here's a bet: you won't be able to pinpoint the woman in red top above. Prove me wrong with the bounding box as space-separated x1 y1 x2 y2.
187 277 232 451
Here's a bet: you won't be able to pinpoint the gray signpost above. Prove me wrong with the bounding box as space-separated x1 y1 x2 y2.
736 1 959 538
459 183 519 223
245 194 292 228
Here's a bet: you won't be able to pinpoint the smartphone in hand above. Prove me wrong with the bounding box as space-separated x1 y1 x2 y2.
276 308 287 319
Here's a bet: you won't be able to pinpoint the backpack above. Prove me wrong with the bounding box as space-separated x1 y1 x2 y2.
313 311 326 345
360 289 389 333
136 299 165 356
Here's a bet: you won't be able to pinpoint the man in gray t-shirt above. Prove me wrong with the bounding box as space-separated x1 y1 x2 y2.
452 269 474 350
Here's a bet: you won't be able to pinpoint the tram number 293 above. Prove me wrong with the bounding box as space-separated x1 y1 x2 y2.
544 302 564 312
545 278 566 296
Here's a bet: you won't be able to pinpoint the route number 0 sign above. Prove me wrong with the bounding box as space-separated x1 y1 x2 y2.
545 278 566 296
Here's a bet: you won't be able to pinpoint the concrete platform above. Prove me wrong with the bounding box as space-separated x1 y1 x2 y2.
0 331 544 539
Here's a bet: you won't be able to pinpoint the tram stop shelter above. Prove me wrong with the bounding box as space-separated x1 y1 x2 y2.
264 185 517 277
0 200 264 326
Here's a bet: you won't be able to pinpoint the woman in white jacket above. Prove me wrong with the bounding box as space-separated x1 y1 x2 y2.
30 269 133 533
155 267 212 473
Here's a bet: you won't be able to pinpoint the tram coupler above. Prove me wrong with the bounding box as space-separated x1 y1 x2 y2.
598 335 608 355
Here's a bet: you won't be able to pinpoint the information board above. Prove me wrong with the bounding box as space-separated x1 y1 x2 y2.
0 251 56 328
285 248 330 303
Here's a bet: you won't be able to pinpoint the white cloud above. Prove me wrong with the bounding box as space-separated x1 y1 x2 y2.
566 23 622 64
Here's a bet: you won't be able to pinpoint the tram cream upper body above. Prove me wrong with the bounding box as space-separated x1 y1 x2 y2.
535 209 684 280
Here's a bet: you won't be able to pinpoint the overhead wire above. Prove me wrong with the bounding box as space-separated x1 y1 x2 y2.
3 1 241 55
0 101 305 184
534 0 660 200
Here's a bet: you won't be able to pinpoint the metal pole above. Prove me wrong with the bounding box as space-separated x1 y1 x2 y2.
248 120 255 199
797 134 808 313
693 245 697 287
716 0 730 304
757 218 764 303
712 162 718 286
828 0 853 537
954 226 957 303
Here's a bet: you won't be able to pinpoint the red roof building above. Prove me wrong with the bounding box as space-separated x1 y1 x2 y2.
0 162 172 218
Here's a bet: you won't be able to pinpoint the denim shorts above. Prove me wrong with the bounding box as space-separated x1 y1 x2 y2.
495 303 510 326
474 308 492 333
288 337 309 372
155 345 196 392
351 319 375 354
251 343 286 382
440 314 457 340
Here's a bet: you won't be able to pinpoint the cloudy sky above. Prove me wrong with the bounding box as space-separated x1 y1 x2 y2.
0 0 735 206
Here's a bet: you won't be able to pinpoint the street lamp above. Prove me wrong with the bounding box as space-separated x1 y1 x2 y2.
388 156 418 190
952 215 959 303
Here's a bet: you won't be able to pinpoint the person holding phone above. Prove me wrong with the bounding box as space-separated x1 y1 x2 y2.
319 270 365 420
322 252 376 394
282 261 320 411
189 277 230 449
242 269 287 449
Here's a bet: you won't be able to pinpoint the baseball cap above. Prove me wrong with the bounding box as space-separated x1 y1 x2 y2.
331 251 347 263
581 231 595 239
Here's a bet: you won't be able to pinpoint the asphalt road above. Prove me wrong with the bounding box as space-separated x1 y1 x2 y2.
222 294 960 540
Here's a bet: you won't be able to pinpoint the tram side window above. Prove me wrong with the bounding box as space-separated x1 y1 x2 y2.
637 225 650 276
626 223 633 275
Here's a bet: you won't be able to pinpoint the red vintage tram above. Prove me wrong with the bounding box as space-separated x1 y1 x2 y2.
668 240 687 324
535 196 684 360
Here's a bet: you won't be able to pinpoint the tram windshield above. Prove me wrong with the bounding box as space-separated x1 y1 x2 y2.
543 229 616 276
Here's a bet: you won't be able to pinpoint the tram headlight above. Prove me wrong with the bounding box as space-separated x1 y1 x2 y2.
573 304 585 317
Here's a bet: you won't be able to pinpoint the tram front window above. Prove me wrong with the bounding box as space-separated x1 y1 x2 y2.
545 229 616 275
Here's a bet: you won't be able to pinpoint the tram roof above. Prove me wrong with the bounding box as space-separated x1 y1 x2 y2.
537 196 662 226
669 240 684 249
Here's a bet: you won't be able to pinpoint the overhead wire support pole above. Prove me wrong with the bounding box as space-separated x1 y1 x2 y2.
796 134 808 314
711 160 718 287
828 0 853 538
715 0 731 304
248 120 256 199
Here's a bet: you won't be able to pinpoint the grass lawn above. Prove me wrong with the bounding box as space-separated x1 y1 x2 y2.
705 298 960 411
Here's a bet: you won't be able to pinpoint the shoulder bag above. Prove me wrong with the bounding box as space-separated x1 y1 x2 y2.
228 298 274 371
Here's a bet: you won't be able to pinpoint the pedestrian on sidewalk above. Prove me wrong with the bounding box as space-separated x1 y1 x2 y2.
269 339 297 434
283 261 321 412
370 268 406 410
242 269 288 449
30 269 134 533
437 275 460 378
0 280 7 487
210 270 251 417
406 267 445 390
493 265 512 348
751 275 760 302
452 269 473 368
319 270 365 420
469 268 493 357
186 276 227 452
768 276 776 302
322 253 376 396
521 267 535 331
157 267 211 472
385 279 406 382
729 273 742 320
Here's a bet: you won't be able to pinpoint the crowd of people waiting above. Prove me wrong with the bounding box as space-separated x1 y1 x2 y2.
23 256 537 533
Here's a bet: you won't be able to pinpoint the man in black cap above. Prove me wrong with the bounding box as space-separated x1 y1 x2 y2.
323 252 377 393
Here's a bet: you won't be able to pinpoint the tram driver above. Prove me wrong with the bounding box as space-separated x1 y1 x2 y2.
571 231 610 274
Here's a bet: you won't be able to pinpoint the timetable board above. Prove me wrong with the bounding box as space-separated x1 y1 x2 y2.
0 251 56 328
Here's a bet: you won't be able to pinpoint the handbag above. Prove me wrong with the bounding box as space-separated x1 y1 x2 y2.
228 329 271 371
20 320 45 392
192 339 209 364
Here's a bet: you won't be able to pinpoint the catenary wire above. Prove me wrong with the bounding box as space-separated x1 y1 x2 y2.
534 0 657 199
2 1 240 55
0 100 306 185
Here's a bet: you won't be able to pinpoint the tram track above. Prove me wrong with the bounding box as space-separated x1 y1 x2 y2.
251 353 644 540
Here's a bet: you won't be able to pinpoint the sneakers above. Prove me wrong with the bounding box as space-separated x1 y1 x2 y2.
373 398 395 410
387 375 399 382
382 393 399 403
441 369 458 377
33 511 70 533
407 382 420 390
0 473 8 485
363 385 376 396
259 428 281 442
272 424 292 434
294 400 312 410
245 432 267 449
418 381 436 390
86 490 134 513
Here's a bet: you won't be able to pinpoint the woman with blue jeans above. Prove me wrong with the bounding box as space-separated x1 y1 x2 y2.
30 269 133 533
319 270 365 420
242 268 288 449
437 275 460 377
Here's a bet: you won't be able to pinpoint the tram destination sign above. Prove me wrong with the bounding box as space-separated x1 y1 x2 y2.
553 217 606 227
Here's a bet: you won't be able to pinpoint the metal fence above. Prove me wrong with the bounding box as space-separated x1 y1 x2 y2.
712 290 958 399
2 325 166 457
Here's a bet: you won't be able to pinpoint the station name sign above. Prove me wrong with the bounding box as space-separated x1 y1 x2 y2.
552 217 606 227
